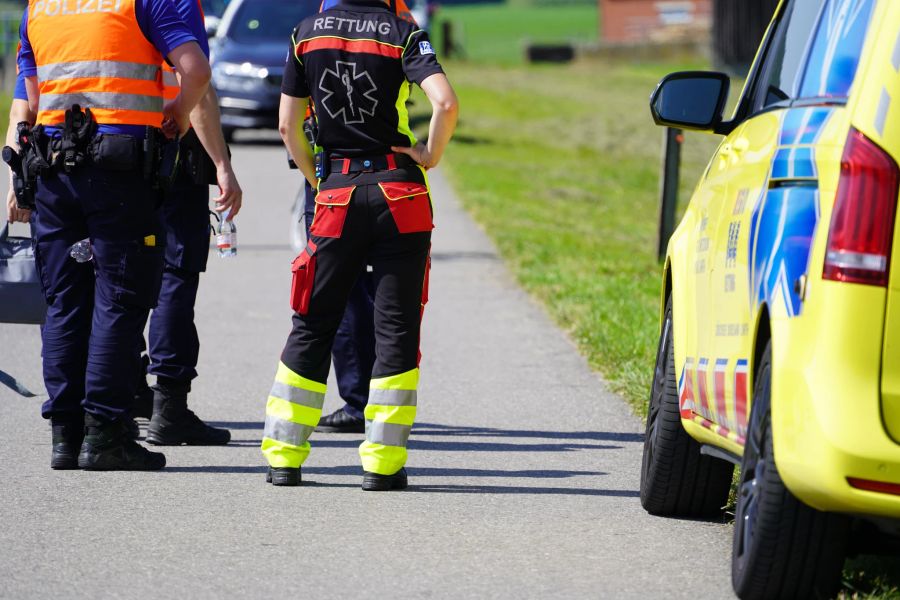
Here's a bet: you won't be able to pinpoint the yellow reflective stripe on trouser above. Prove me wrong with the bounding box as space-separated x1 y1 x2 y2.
359 369 418 475
261 362 326 468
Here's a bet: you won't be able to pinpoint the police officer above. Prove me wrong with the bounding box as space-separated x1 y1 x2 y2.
19 0 212 470
262 0 458 489
310 0 421 436
139 0 242 447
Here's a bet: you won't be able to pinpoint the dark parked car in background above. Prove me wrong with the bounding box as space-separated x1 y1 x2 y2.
210 0 317 141
201 0 230 36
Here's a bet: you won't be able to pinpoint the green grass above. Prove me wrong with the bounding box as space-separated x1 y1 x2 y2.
0 91 11 119
840 555 900 599
410 57 718 411
431 3 598 64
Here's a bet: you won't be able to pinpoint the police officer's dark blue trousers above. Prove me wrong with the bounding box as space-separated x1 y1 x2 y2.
304 181 375 420
147 177 210 384
32 165 163 424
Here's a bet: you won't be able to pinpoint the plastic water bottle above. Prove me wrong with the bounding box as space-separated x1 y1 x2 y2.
216 214 237 258
69 239 93 263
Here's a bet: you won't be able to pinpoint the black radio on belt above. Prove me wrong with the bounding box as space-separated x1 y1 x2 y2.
142 127 181 190
314 151 329 179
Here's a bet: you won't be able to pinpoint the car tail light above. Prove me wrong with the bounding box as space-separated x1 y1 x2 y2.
823 128 900 287
847 477 900 497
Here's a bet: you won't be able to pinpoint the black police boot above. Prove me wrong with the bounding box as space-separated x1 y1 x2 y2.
77 414 166 471
125 418 141 440
146 379 231 446
315 407 365 433
133 354 153 420
266 467 301 487
50 418 84 470
362 467 408 491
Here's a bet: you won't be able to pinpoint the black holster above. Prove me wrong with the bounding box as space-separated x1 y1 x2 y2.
55 104 96 172
2 121 50 210
180 129 221 186
143 126 181 190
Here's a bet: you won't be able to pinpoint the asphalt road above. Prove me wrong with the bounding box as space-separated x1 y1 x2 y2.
0 136 734 599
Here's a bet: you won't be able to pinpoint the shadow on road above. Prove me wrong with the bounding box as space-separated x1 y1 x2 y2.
408 485 640 497
208 421 643 446
213 440 620 451
161 465 632 496
163 465 606 479
414 423 644 443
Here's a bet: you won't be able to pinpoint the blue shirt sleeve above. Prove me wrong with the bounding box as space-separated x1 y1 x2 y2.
135 0 199 59
17 9 36 78
173 0 209 57
13 70 27 101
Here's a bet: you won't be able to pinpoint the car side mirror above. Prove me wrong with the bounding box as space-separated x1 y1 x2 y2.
650 71 731 132
205 16 220 39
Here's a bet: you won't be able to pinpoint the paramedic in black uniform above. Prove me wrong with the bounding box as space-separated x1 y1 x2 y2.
260 0 458 489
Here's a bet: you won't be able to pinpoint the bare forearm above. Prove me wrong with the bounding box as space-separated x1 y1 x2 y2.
6 98 35 222
166 42 212 133
425 102 458 167
393 74 458 169
191 87 230 167
7 98 35 147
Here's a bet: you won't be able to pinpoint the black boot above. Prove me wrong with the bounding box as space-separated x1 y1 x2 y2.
77 414 166 471
315 407 365 433
146 379 231 446
266 467 301 486
362 467 408 491
51 418 84 470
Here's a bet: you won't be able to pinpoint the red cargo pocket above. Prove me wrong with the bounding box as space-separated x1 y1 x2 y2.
290 241 317 315
310 186 354 238
380 182 433 234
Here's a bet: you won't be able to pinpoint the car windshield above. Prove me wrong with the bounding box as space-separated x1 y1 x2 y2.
202 0 229 17
227 0 317 43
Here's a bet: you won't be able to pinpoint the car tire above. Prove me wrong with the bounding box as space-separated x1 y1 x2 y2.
731 342 849 600
640 298 734 517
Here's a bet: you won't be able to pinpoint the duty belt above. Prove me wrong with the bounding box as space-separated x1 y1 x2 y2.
330 153 416 174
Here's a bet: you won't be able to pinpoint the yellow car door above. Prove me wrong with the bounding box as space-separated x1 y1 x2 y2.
706 0 875 447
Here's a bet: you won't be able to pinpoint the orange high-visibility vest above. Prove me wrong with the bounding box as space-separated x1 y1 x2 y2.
28 0 165 127
391 0 418 25
162 0 205 101
318 0 418 24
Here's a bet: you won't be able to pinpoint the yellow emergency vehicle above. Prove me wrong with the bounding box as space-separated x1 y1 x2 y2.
641 1 900 597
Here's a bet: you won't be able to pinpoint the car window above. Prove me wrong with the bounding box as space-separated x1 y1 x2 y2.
798 0 876 99
202 0 229 18
226 0 318 44
753 1 823 112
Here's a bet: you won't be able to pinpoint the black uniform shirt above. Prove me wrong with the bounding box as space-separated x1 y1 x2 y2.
282 0 444 157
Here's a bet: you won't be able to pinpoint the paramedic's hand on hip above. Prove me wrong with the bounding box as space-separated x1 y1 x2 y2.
391 73 458 170
391 142 436 169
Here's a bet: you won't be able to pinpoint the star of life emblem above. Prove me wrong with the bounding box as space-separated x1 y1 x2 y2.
318 61 378 125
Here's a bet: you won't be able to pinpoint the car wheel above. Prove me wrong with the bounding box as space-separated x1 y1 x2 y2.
731 342 849 600
640 298 734 517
